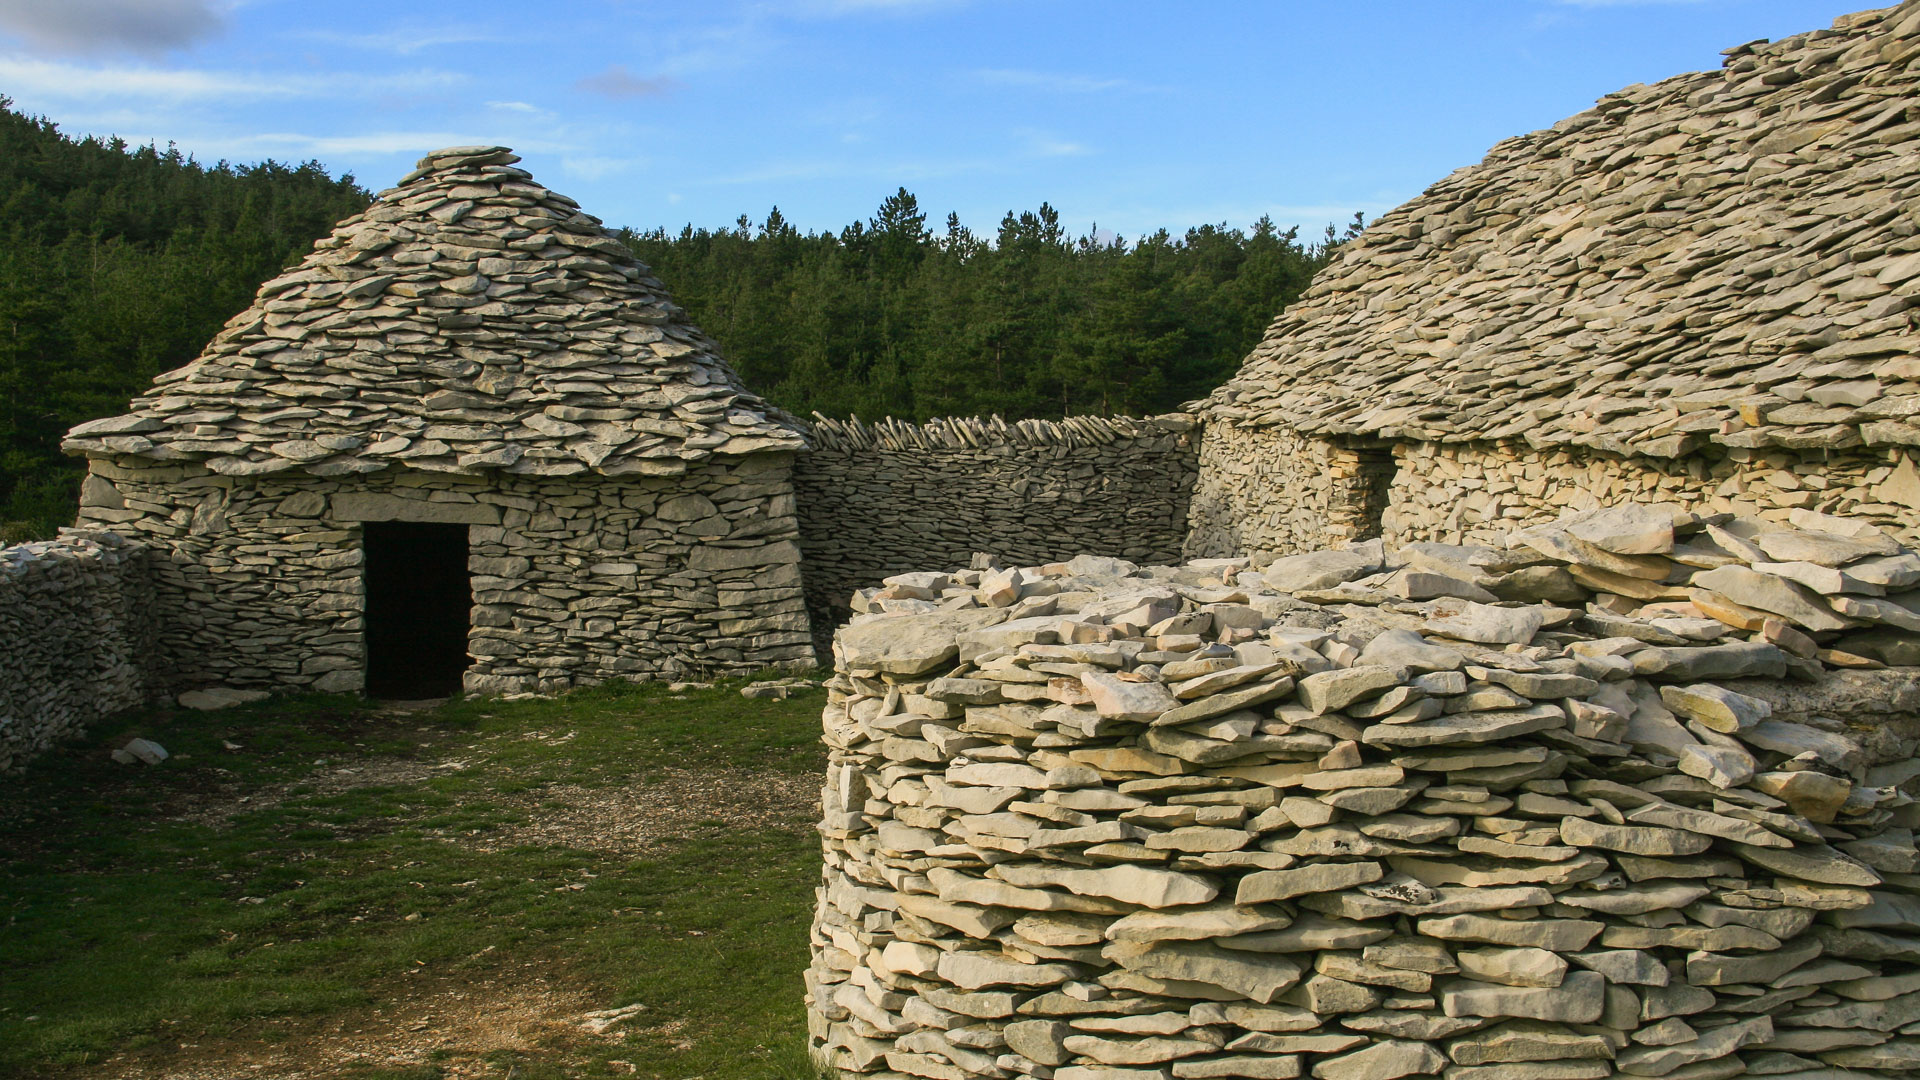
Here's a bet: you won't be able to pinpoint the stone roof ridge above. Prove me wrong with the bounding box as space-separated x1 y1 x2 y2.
63 145 806 479
1207 1 1920 460
806 412 1198 452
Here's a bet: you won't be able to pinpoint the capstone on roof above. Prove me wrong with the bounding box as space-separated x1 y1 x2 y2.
63 145 806 478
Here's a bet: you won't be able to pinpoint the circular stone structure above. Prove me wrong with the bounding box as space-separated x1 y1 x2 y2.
807 530 1920 1080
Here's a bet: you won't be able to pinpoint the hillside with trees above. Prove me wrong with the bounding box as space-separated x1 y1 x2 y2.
0 99 1353 537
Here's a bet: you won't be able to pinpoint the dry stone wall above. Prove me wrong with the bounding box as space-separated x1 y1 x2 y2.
0 531 158 771
72 452 812 696
797 415 1199 641
806 505 1920 1080
1184 423 1393 563
1386 441 1920 553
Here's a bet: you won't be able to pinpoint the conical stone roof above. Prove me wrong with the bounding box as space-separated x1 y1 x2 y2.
63 145 806 478
1206 1 1920 460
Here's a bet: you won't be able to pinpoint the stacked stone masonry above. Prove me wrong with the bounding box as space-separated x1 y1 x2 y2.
0 531 157 772
798 414 1199 643
807 502 1920 1080
70 452 812 697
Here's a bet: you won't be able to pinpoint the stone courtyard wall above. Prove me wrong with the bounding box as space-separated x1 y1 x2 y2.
1384 441 1920 552
807 549 1920 1080
0 531 158 771
71 452 813 697
1183 422 1395 564
796 414 1200 640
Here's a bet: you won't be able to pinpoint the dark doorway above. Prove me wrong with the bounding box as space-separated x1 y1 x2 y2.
363 522 472 698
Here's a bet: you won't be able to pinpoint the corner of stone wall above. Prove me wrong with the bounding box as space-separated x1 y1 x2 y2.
0 529 162 771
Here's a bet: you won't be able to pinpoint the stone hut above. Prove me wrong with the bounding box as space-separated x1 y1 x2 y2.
61 145 814 698
1187 1 1920 563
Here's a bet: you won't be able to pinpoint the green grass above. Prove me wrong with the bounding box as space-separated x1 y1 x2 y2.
0 675 830 1079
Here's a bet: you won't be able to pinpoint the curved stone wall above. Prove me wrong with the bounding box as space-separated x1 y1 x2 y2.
807 540 1920 1080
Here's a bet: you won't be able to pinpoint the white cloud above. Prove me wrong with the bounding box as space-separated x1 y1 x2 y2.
0 54 464 103
975 68 1151 94
561 155 644 181
0 0 222 57
487 100 545 114
1016 128 1091 157
290 26 510 55
574 63 675 99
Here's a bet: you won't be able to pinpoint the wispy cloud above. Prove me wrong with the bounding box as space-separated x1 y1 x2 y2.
783 0 965 16
0 54 464 102
1015 128 1091 157
290 26 512 55
487 100 545 114
561 155 645 181
975 68 1154 94
0 0 222 57
574 63 675 99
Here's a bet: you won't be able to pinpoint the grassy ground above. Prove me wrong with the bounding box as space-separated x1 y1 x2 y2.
0 676 830 1080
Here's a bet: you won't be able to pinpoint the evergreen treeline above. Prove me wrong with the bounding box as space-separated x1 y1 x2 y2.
0 98 1355 538
625 192 1354 422
0 98 372 537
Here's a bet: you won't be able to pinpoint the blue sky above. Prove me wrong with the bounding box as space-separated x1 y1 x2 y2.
0 0 1870 242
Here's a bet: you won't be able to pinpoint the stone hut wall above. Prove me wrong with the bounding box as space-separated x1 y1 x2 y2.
0 531 158 771
806 549 1920 1080
1384 441 1920 551
1184 421 1396 563
73 452 813 697
795 414 1200 638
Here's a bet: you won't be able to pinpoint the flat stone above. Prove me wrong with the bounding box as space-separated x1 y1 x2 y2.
1730 841 1881 886
1677 743 1755 789
1264 548 1380 593
1559 816 1712 857
1417 914 1602 952
1685 937 1822 986
1454 947 1569 988
1568 949 1670 985
1237 861 1384 904
1358 629 1465 672
1424 603 1545 646
1298 666 1403 714
994 863 1221 907
1062 1034 1216 1065
1004 1019 1072 1066
1691 567 1853 632
1152 678 1297 728
1628 640 1789 680
1221 914 1397 953
1657 683 1770 733
1081 672 1180 722
1310 1039 1445 1080
1361 704 1565 748
177 687 270 710
1102 939 1304 1004
1448 1019 1617 1064
1174 1055 1303 1079
1565 503 1677 555
1105 903 1292 942
1614 1014 1772 1076
936 949 1077 989
838 608 1009 675
1440 971 1605 1023
1756 529 1895 567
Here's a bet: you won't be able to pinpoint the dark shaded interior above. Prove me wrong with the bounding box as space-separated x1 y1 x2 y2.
363 522 472 699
